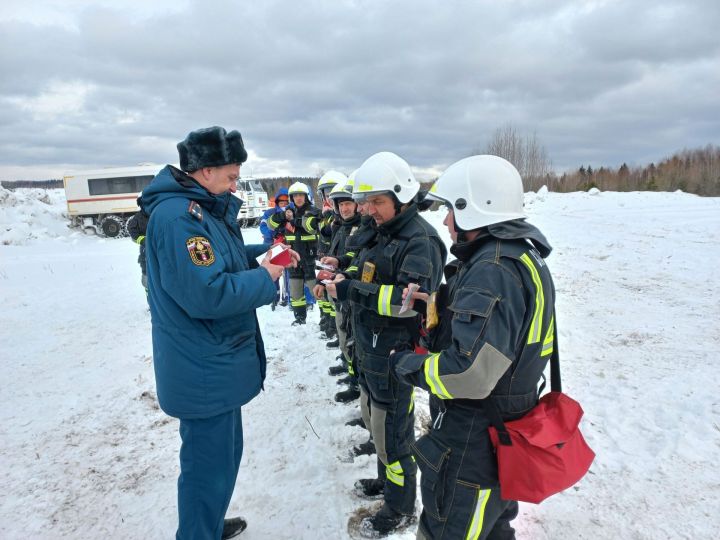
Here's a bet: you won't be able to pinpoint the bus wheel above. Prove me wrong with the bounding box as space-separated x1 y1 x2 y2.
100 215 125 238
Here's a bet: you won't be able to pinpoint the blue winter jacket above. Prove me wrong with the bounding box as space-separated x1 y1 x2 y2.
141 165 276 419
259 187 290 244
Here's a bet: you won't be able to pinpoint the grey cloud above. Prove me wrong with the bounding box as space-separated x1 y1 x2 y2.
0 0 718 180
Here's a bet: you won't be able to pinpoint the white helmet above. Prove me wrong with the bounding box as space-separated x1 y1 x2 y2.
317 170 347 195
328 181 354 200
428 155 526 230
288 181 310 196
353 152 419 204
343 168 359 195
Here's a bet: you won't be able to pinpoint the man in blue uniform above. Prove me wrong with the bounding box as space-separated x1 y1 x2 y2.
140 126 296 540
391 155 556 539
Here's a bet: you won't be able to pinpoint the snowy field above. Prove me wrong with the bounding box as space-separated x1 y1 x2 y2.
1 185 719 539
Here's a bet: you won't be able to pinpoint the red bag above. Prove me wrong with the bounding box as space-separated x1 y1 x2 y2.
486 312 595 504
488 391 595 503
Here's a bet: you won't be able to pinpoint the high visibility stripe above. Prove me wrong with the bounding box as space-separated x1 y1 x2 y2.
346 251 356 258
409 388 415 413
135 235 145 245
291 299 306 307
300 235 317 241
347 266 358 273
541 314 554 357
423 354 453 399
519 253 544 344
386 461 404 487
268 219 280 230
285 235 296 241
377 285 394 316
466 489 492 540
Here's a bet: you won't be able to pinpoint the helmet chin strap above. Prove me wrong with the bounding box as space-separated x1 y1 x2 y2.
391 192 403 215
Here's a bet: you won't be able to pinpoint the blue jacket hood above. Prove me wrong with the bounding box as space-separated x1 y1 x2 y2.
273 187 289 204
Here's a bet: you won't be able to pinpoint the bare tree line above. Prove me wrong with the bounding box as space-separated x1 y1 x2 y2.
474 125 719 196
473 124 553 192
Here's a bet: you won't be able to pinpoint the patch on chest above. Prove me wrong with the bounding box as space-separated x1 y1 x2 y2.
186 236 215 266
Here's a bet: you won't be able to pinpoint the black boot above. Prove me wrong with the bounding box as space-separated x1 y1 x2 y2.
222 516 247 539
354 478 384 499
324 321 337 340
345 416 366 428
335 386 360 403
326 337 340 349
352 438 376 456
337 374 354 386
319 312 329 335
328 364 346 376
291 306 307 326
361 503 414 537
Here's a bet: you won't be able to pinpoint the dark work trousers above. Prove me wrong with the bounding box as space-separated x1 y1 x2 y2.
176 408 243 540
359 349 417 516
413 399 518 540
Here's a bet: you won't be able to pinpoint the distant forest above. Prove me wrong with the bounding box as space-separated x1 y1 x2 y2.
548 145 720 196
2 143 719 196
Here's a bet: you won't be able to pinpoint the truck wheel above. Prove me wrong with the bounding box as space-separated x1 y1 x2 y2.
100 215 125 238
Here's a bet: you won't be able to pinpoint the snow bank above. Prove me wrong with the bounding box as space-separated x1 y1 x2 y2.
0 187 70 245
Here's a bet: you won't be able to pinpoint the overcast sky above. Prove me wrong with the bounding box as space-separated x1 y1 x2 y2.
1 0 718 181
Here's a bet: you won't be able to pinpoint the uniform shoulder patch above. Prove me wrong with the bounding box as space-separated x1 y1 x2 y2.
188 201 203 221
186 236 215 266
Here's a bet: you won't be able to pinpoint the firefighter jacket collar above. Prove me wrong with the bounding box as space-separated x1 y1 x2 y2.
340 212 361 227
450 219 552 261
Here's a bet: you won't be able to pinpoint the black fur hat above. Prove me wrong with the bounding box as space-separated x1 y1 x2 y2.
177 126 248 172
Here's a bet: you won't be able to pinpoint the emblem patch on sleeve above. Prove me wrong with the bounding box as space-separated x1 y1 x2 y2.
186 236 215 266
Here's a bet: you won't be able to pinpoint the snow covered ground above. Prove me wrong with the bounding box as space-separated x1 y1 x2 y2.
1 185 719 539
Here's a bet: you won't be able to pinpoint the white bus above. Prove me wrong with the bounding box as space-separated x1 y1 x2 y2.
64 166 268 237
63 165 161 237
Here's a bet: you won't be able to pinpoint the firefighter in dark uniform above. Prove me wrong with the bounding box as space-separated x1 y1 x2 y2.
328 151 447 536
315 170 346 342
314 179 362 399
126 201 150 296
267 181 322 325
390 155 556 540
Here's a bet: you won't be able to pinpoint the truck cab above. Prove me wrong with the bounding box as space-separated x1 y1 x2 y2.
233 177 269 227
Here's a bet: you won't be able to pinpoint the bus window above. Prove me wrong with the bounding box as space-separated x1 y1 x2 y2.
88 175 154 195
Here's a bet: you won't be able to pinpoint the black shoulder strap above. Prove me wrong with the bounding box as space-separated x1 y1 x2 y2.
484 308 560 445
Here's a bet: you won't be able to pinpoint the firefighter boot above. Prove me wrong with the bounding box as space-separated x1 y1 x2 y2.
354 478 384 499
352 438 376 457
291 306 307 326
335 386 360 403
328 364 346 376
324 320 337 340
319 311 330 336
361 503 414 537
345 416 366 429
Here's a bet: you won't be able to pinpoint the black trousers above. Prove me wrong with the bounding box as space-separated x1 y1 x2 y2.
413 399 518 539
